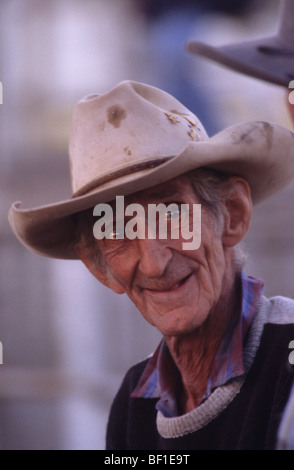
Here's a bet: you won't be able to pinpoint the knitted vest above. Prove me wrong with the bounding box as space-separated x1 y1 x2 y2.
106 296 294 450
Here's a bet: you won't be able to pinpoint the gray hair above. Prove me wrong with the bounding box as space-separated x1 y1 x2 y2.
188 168 247 271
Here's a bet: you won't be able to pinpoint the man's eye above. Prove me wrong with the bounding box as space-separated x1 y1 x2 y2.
164 207 181 221
106 230 124 240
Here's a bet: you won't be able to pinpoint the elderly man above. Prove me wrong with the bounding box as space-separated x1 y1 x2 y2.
9 80 294 450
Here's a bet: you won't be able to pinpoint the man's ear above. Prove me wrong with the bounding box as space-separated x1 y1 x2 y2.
221 177 252 247
75 245 125 294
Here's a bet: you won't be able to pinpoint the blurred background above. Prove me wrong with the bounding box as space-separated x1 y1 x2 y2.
0 0 294 450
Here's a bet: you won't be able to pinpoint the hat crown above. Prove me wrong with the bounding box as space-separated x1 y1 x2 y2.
69 81 208 197
278 0 294 45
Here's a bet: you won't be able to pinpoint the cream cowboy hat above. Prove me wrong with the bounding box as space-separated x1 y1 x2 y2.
8 80 294 259
187 0 294 87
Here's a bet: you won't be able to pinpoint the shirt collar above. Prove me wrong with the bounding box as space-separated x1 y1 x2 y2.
131 271 264 417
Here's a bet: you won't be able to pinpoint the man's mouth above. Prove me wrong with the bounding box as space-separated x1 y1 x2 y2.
143 273 192 294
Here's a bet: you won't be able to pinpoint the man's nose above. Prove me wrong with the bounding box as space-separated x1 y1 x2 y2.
136 237 173 278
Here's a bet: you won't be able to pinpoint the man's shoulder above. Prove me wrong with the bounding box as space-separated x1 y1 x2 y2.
266 295 294 325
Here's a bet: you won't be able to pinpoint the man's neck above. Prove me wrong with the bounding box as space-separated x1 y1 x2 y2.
164 271 241 414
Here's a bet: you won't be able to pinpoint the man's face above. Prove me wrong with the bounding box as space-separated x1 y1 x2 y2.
96 175 227 338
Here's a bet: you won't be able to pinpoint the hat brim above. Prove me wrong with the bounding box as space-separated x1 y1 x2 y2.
9 120 294 259
187 36 294 87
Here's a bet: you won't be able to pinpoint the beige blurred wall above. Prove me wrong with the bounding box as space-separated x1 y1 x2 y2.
0 0 293 450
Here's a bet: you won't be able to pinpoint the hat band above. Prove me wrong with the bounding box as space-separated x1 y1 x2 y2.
72 157 172 198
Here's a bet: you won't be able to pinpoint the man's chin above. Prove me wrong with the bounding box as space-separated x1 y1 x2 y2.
152 310 208 338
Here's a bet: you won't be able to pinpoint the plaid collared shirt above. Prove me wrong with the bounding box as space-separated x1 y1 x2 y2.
131 271 264 417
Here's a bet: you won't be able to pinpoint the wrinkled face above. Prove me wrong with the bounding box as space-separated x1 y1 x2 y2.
96 175 227 337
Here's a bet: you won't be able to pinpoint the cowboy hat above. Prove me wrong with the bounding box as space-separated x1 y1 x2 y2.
8 80 294 259
186 0 294 87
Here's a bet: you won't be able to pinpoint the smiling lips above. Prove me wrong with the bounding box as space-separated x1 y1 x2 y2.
143 273 192 294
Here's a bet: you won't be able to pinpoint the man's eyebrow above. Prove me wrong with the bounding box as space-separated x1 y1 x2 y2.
146 188 182 201
106 188 183 211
